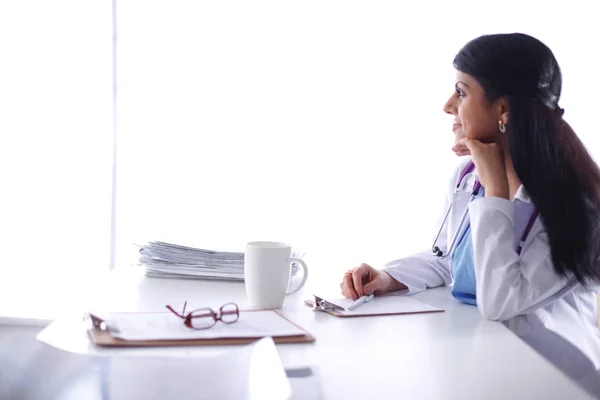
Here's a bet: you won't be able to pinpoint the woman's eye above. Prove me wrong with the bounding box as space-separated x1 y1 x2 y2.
455 89 465 98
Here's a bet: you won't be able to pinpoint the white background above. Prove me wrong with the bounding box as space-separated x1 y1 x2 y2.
0 1 112 317
115 1 600 288
1 1 599 316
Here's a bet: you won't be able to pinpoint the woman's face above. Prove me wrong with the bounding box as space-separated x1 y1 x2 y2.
443 71 503 145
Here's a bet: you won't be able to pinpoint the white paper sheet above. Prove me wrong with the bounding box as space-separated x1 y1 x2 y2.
317 294 444 316
107 310 306 341
0 334 291 400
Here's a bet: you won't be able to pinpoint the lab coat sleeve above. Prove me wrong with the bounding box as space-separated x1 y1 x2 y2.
382 158 473 295
382 251 453 295
469 196 571 321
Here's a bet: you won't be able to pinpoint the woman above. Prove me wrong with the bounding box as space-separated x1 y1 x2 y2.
340 33 600 396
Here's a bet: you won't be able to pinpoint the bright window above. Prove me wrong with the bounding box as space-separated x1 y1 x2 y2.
0 1 112 319
1 1 598 320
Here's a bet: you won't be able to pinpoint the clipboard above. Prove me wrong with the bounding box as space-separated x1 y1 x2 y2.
305 294 444 317
84 310 315 347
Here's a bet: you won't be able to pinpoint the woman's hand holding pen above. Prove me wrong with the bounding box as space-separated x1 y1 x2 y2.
452 138 510 199
340 263 407 300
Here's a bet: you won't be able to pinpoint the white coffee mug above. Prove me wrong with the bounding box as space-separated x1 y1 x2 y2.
244 241 309 309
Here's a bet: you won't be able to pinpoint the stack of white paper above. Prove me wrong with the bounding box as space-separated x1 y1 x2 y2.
137 241 302 281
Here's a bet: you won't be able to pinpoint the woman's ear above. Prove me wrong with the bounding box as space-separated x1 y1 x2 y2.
498 96 510 126
500 110 510 127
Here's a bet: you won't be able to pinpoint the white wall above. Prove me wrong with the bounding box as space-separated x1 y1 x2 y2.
114 1 600 290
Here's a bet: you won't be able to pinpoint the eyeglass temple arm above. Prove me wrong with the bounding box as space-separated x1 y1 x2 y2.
165 301 188 318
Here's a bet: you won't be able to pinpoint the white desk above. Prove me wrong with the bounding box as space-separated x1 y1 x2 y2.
38 268 593 399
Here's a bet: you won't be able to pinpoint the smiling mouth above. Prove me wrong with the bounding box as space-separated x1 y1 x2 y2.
452 124 462 131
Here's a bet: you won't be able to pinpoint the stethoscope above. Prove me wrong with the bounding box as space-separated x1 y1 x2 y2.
431 161 539 258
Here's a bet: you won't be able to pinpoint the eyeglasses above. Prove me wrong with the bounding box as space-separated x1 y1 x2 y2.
166 301 240 329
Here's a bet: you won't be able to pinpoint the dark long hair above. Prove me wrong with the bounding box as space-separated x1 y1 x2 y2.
454 33 600 284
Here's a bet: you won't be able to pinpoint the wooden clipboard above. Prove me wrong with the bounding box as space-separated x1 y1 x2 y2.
84 310 315 347
305 295 445 318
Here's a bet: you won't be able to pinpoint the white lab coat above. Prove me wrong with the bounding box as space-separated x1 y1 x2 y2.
383 157 600 397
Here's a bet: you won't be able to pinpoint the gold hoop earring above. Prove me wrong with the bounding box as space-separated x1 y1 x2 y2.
498 120 506 133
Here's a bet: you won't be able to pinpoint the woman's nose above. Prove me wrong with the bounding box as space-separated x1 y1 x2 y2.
443 96 456 115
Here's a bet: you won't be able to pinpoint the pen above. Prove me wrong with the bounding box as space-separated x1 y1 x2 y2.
348 294 374 311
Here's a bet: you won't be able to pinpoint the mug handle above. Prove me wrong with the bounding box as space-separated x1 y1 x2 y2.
285 257 308 296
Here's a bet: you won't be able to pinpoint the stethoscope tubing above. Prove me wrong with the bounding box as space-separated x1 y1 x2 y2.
431 163 538 259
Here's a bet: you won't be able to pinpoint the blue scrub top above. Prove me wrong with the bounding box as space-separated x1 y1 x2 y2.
451 224 477 305
451 188 485 306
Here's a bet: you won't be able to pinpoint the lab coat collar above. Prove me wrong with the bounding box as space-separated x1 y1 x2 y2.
514 185 533 204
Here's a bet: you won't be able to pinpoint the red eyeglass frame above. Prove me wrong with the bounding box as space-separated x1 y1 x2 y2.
166 301 240 330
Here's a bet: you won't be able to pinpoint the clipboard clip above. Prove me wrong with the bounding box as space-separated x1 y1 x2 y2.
83 313 120 333
312 296 345 313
